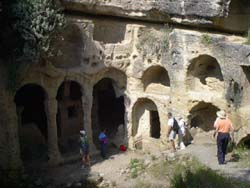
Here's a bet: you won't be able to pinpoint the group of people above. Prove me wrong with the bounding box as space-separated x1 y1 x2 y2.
80 109 234 168
167 110 234 165
167 112 186 151
79 129 108 169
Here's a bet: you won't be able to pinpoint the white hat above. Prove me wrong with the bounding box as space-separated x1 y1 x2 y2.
216 110 226 119
80 130 86 135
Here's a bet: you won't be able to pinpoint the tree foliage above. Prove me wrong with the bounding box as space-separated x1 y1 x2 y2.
11 0 65 62
0 0 64 91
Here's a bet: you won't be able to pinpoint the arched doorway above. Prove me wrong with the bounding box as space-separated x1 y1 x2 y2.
56 81 83 154
187 55 224 91
132 98 161 139
189 102 219 132
91 78 125 148
142 66 170 92
14 84 48 162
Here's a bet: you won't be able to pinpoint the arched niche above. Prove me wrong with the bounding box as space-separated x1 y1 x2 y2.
142 66 170 92
189 102 219 132
238 134 250 149
187 55 224 91
91 78 126 149
14 84 48 162
132 98 161 139
56 80 84 154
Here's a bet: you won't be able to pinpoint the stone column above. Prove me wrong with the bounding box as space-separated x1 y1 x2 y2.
81 88 98 155
46 98 63 166
5 93 23 171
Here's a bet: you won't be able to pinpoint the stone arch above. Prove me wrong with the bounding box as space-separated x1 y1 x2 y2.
187 55 224 91
56 80 84 154
14 84 48 162
238 134 250 148
142 65 170 91
132 98 161 139
91 77 126 149
189 102 219 132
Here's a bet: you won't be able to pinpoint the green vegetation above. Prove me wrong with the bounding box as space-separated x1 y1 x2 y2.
0 0 64 91
132 156 250 188
244 29 250 45
171 166 249 188
10 0 64 61
201 34 213 45
129 158 146 178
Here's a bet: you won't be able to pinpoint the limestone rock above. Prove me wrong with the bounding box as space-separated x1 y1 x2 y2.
62 0 250 32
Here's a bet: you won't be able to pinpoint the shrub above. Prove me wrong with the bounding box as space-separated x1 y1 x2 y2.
245 29 250 45
201 34 213 45
129 158 145 178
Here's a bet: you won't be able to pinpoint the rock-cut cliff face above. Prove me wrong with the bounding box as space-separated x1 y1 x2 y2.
61 0 250 33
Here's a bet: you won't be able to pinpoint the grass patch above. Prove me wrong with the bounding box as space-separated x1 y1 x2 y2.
171 167 250 188
129 158 145 178
201 34 213 45
131 155 250 188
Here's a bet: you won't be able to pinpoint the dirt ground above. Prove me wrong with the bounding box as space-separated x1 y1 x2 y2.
33 133 250 187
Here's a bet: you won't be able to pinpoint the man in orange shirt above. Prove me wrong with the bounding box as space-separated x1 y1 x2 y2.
213 110 234 165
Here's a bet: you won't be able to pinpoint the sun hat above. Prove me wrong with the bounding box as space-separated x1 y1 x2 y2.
216 110 226 119
80 130 86 135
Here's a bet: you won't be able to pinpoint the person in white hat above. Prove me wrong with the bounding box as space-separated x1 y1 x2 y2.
80 130 90 168
213 110 234 165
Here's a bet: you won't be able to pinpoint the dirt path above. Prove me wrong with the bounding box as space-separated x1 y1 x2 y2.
38 134 250 187
179 133 250 181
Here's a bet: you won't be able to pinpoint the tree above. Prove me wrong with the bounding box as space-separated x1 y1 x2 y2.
0 0 64 91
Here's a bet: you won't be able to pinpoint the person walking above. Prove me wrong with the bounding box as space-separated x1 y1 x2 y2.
167 112 179 152
80 130 90 168
99 128 108 159
213 110 234 165
178 117 186 150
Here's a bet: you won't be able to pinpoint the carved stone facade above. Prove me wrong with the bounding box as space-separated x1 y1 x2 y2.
0 0 250 171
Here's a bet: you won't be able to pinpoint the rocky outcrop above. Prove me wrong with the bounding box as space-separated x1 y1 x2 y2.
1 0 250 173
61 0 250 33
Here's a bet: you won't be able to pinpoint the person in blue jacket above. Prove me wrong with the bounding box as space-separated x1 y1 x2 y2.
99 128 108 159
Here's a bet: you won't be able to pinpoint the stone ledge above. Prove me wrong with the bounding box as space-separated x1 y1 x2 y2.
61 0 250 33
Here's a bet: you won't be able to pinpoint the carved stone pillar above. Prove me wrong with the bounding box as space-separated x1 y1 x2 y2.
5 93 23 170
46 98 63 166
82 89 98 154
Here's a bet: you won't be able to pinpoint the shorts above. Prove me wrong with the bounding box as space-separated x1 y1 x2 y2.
80 144 89 155
168 130 176 140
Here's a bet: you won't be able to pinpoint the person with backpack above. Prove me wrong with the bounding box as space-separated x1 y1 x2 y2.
167 112 179 152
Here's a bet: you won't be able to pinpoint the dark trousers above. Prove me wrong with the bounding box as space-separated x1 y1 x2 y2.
101 144 106 159
217 132 230 164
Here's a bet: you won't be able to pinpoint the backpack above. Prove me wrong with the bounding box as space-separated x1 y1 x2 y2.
172 118 179 133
